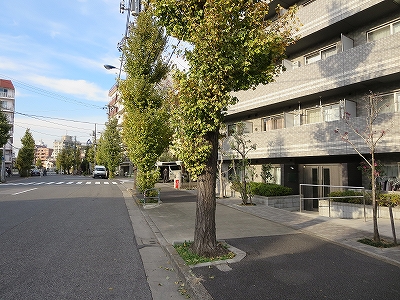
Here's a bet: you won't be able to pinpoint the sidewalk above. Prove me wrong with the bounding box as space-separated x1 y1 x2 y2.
135 183 400 299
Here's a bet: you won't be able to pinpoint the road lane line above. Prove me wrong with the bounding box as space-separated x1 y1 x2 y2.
86 182 91 184
12 188 38 195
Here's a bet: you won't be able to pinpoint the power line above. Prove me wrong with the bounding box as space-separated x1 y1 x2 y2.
14 123 94 139
0 74 106 109
16 121 92 135
14 111 104 125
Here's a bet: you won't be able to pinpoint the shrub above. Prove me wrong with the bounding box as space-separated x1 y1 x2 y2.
248 182 292 197
378 193 400 207
328 190 369 205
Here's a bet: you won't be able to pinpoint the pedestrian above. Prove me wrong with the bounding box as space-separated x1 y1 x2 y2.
163 168 168 183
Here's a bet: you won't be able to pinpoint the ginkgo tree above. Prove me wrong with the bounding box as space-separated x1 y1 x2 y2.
119 6 172 192
151 0 299 256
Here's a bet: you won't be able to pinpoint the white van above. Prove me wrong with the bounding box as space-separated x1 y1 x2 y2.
156 161 183 182
93 165 107 178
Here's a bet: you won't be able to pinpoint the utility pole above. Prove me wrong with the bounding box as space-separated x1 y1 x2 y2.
93 123 97 166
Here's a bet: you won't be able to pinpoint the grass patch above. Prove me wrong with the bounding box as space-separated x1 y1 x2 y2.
358 238 397 248
174 241 235 266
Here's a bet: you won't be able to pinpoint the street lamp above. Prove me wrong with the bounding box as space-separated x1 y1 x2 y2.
104 64 120 70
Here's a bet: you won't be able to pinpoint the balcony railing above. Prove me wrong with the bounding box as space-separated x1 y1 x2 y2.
0 91 15 98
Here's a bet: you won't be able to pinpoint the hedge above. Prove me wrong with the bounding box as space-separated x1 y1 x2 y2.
248 182 293 197
328 190 367 204
328 191 400 206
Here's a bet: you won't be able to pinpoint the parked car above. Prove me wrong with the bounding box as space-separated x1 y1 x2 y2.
30 169 40 176
93 165 107 179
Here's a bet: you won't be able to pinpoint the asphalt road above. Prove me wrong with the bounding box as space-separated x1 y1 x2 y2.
193 233 400 300
0 175 152 300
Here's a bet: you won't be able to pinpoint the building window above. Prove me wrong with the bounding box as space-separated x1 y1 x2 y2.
380 92 400 114
323 104 341 122
305 45 337 65
367 19 400 42
227 124 236 136
262 114 284 131
304 107 323 124
227 122 253 136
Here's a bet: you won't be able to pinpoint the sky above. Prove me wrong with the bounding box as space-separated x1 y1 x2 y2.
0 0 154 152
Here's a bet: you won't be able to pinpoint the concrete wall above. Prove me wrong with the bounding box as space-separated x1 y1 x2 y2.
252 195 300 212
319 200 400 219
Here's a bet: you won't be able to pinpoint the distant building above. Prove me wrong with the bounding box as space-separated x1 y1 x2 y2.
107 83 133 176
0 79 15 170
34 142 53 168
52 135 78 159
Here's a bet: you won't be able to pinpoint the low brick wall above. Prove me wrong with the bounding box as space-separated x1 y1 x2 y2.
252 195 300 212
319 200 400 219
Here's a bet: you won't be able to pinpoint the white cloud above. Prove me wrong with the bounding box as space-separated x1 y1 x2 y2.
27 75 109 103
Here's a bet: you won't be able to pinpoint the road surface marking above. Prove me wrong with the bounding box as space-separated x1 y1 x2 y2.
12 188 38 195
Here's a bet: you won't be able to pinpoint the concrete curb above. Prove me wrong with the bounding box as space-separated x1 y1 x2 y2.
129 188 214 300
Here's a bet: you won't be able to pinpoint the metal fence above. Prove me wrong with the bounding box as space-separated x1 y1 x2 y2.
299 183 365 218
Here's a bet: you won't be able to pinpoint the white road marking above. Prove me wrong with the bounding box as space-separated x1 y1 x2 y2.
12 188 38 195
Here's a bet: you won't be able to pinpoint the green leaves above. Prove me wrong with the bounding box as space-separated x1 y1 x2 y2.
120 7 172 190
96 118 123 178
16 129 35 177
0 110 12 146
152 0 299 174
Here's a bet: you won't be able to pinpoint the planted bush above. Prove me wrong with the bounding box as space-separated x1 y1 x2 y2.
248 182 292 197
328 190 368 204
378 193 400 207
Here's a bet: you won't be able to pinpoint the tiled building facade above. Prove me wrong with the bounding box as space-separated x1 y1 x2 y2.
222 0 400 209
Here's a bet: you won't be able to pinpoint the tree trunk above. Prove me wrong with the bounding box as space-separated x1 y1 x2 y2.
389 206 397 245
371 153 381 242
192 130 218 257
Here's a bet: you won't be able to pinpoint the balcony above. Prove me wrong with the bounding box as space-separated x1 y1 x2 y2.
228 33 400 117
288 0 397 54
0 91 15 99
223 112 400 160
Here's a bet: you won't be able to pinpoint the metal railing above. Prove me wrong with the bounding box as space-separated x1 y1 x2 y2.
299 184 365 219
143 188 161 205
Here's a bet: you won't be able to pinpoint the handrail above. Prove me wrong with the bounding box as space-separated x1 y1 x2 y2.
143 188 161 205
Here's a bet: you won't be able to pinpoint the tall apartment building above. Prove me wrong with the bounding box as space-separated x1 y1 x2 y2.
0 79 15 171
223 0 400 210
34 143 53 168
52 135 78 159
